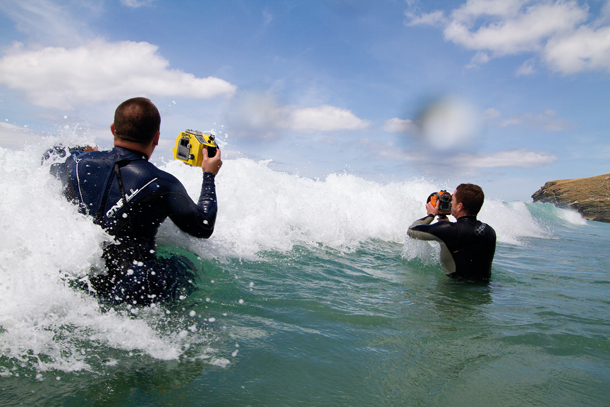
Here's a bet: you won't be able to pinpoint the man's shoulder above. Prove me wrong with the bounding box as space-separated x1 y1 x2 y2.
70 148 113 162
130 160 185 190
463 217 496 240
140 160 177 179
411 218 456 235
469 217 495 233
58 149 114 172
427 220 457 230
480 222 496 239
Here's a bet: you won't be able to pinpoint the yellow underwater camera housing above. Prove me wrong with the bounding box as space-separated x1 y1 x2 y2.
427 190 452 217
172 130 218 167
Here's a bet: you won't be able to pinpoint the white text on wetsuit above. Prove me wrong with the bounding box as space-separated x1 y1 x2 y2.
106 178 158 218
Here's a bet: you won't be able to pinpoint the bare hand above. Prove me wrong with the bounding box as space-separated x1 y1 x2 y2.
426 200 439 217
201 147 222 175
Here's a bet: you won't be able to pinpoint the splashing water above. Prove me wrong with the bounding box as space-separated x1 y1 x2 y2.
0 137 585 379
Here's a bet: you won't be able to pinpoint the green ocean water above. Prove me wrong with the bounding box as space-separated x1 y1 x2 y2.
1 147 609 406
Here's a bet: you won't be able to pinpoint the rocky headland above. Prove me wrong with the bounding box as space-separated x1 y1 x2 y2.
532 173 610 223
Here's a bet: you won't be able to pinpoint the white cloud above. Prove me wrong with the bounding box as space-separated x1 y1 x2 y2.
0 40 237 110
382 118 416 133
366 139 556 169
121 0 154 8
226 92 370 136
405 0 610 74
500 109 576 131
286 105 370 132
0 0 92 46
449 148 557 168
363 139 425 162
445 1 587 55
450 0 526 22
377 147 424 162
362 137 556 170
482 107 501 119
515 58 536 76
263 9 274 26
544 25 610 74
405 10 445 26
0 122 42 149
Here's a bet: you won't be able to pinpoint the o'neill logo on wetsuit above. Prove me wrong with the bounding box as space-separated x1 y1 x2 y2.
106 178 158 218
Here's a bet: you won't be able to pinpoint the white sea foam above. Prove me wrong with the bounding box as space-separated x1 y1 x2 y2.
0 139 575 373
0 142 211 374
160 158 439 260
159 157 556 262
483 200 551 245
553 206 587 225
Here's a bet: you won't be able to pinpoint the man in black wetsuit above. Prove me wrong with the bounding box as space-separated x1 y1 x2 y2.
407 183 496 281
51 97 222 304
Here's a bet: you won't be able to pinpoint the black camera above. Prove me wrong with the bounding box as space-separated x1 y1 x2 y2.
427 190 452 217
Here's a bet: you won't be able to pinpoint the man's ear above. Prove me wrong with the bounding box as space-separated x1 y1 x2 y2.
153 131 160 146
110 123 116 136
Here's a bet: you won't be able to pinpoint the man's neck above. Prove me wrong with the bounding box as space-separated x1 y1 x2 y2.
114 139 152 158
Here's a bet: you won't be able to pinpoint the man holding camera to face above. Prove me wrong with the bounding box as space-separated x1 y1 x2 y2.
407 184 496 281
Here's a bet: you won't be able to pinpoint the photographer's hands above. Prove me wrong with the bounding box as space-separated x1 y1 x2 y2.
201 147 222 175
426 200 439 217
426 200 449 221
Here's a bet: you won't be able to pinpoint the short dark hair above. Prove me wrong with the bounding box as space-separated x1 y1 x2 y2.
454 183 485 215
113 97 160 145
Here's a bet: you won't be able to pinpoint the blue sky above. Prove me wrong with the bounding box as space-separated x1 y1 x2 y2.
1 0 609 201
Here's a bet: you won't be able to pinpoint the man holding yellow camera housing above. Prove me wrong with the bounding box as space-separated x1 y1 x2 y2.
51 97 222 304
408 184 496 281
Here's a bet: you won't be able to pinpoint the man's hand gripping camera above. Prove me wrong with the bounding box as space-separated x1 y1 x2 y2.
427 190 452 219
172 130 218 167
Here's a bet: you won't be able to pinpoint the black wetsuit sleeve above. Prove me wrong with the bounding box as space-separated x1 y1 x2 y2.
407 216 457 274
166 172 218 238
407 215 435 240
